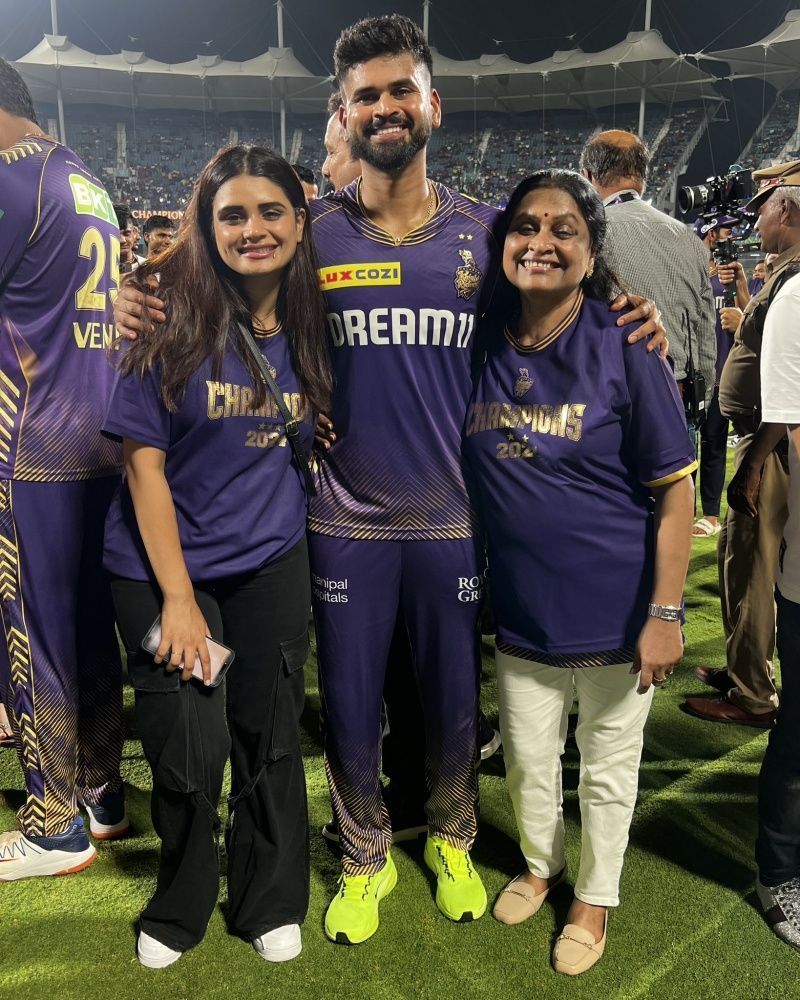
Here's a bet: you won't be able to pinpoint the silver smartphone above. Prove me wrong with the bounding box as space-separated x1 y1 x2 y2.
141 615 235 687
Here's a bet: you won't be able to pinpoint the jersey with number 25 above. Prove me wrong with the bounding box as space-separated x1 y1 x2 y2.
0 135 121 481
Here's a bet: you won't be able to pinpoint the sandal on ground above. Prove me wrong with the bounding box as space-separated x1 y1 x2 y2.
493 868 566 925
553 911 608 976
692 517 721 537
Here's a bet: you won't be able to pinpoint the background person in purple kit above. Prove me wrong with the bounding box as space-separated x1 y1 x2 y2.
465 170 695 976
0 58 126 880
749 259 767 297
103 146 331 968
692 215 749 538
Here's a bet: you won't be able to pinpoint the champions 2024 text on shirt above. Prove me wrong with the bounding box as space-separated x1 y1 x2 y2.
0 135 121 481
463 293 697 667
308 180 498 541
102 329 313 581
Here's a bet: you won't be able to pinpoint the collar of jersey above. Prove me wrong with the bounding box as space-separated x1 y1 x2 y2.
504 290 584 353
338 178 456 246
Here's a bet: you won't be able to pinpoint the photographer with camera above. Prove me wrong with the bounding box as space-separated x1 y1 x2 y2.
685 160 800 727
691 216 749 538
580 130 716 449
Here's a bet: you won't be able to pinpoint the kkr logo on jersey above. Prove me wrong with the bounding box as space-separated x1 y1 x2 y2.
514 368 534 398
68 174 116 225
318 262 402 290
454 249 483 300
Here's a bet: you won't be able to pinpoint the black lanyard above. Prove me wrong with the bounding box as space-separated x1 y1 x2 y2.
236 320 316 496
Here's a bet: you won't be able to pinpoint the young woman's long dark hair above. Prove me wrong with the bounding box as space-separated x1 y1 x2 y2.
119 145 332 416
486 169 623 337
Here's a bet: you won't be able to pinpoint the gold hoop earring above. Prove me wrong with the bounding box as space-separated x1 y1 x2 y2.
585 260 595 278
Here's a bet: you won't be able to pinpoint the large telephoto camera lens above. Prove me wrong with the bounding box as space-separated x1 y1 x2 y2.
679 182 711 214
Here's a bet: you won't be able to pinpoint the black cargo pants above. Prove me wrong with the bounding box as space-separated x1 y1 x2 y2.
112 538 310 952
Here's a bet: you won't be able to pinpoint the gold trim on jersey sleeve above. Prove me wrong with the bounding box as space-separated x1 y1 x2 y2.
642 460 698 487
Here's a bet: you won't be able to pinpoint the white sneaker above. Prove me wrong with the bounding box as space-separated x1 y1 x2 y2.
252 923 302 962
137 930 183 969
0 821 96 881
80 791 130 841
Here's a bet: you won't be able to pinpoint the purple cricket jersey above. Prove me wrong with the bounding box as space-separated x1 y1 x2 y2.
308 181 499 541
0 135 122 481
463 294 697 666
102 329 313 581
711 274 733 383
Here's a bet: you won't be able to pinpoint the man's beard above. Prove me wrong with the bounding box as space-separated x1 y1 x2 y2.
349 117 431 174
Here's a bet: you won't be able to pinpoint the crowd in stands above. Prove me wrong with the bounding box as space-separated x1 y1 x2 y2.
744 92 800 170
47 101 708 213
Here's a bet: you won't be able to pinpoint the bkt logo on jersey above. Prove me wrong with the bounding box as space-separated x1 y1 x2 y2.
68 174 116 225
457 575 484 603
319 262 402 290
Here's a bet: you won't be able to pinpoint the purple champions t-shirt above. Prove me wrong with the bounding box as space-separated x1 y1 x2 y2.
0 135 122 481
711 274 733 384
464 294 696 666
308 181 499 541
102 329 312 581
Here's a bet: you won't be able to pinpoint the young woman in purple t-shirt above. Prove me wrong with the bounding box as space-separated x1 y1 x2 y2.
464 170 695 976
103 147 331 969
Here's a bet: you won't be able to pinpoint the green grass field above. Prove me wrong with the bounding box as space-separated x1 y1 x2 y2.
2 467 799 1000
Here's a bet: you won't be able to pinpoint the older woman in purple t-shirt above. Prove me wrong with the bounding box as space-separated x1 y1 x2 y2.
103 147 330 969
465 170 695 976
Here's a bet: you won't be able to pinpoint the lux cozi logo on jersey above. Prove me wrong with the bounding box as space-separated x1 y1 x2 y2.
318 262 402 290
68 173 116 224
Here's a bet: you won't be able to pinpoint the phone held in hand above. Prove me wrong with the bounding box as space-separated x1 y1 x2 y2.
141 616 235 687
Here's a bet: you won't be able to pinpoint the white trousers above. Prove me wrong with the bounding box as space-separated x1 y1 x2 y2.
496 650 654 907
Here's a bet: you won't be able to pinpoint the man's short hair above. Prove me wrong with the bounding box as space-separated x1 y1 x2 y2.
113 204 132 230
292 163 316 185
580 132 650 187
0 57 39 124
142 214 175 237
334 14 433 88
327 90 344 115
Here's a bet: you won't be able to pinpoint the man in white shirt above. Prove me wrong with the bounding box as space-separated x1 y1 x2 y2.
756 179 800 948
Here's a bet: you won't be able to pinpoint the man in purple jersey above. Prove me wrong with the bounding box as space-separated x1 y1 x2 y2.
0 59 126 880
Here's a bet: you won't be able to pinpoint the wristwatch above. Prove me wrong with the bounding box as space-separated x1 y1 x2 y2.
647 603 681 622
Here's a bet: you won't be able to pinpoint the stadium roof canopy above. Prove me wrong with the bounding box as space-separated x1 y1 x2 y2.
431 30 722 112
709 9 800 92
15 34 332 112
14 28 720 115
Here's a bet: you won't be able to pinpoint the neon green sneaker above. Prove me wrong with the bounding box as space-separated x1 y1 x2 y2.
324 852 398 945
424 835 487 922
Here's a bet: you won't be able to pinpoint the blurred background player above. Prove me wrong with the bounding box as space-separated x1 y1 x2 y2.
749 259 767 297
141 213 176 258
114 203 139 273
321 91 362 194
292 162 318 200
692 215 749 538
0 58 126 880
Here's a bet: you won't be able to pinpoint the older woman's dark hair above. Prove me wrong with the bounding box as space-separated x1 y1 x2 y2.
119 144 331 416
487 169 621 335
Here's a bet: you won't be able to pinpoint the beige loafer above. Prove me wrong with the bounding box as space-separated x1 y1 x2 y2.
492 868 566 925
552 914 607 976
